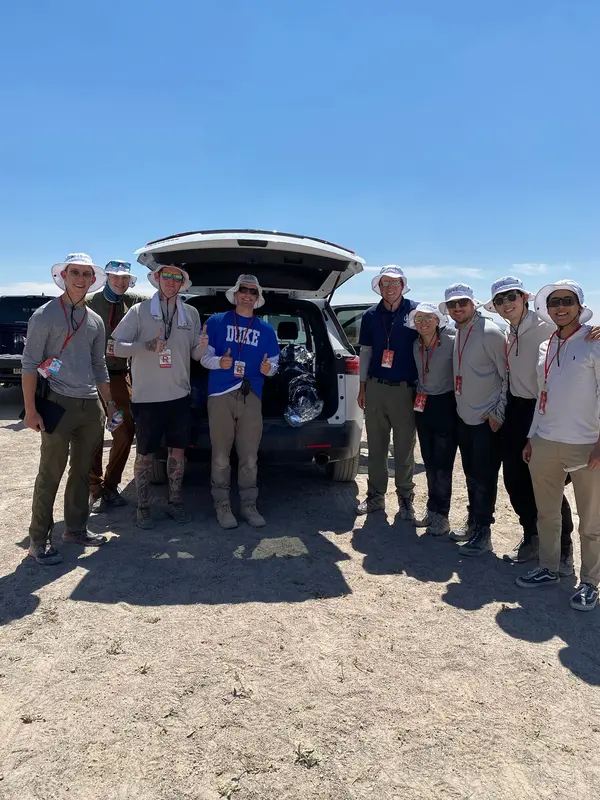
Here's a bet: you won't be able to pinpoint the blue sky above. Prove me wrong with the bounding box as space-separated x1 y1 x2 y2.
1 0 598 311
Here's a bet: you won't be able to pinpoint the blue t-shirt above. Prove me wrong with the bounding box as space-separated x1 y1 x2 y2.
358 298 419 383
206 311 279 399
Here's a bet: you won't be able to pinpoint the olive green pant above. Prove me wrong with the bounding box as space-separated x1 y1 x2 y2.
365 378 416 499
29 391 105 547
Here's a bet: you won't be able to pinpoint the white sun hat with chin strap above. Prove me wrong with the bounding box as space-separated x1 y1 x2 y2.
438 283 482 315
406 302 448 329
483 276 533 312
534 279 593 325
105 260 138 287
51 253 106 293
371 265 410 295
147 264 192 293
225 274 266 308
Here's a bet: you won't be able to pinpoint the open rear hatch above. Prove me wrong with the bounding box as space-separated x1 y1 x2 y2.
135 229 365 300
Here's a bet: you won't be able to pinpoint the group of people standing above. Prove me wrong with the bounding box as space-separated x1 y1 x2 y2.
358 266 600 613
22 253 278 566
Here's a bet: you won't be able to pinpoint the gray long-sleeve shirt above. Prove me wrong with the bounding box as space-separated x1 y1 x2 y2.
505 310 554 400
112 298 202 404
453 313 508 425
22 297 109 399
413 327 456 395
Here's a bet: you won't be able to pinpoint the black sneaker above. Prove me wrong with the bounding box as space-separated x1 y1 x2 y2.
357 495 385 515
570 583 598 612
459 525 492 557
103 487 128 507
503 536 539 564
559 546 574 577
516 567 560 588
449 517 474 542
397 494 416 523
28 544 63 566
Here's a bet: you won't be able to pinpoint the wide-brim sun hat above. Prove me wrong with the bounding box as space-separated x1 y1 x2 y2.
51 253 106 293
105 260 138 287
147 265 192 293
371 265 410 296
483 276 533 312
225 274 266 308
534 279 593 325
439 283 482 315
406 302 447 330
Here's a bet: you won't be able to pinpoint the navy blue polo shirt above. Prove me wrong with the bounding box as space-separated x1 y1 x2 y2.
358 298 419 383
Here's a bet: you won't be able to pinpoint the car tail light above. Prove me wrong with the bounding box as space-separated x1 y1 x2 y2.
344 356 360 375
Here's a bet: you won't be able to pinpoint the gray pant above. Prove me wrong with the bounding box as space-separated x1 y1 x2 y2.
29 391 104 546
365 378 416 499
208 389 263 505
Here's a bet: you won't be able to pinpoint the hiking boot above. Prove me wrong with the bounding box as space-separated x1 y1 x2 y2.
570 583 598 612
425 512 450 537
136 506 154 530
165 502 192 525
516 567 560 588
459 525 492 557
357 495 385 515
559 546 575 577
449 517 474 542
216 503 238 530
62 530 107 546
28 543 63 566
103 487 128 507
240 504 266 528
503 536 539 564
397 494 416 523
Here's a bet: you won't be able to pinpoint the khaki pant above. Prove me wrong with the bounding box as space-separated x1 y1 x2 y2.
365 378 416 498
529 435 600 586
89 372 135 495
207 389 263 505
29 391 105 547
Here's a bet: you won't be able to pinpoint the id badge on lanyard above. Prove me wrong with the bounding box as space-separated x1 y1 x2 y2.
106 338 116 356
381 349 394 368
234 360 246 378
414 392 427 412
159 349 172 368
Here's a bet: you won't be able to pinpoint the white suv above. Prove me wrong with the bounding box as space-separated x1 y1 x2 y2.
135 229 365 482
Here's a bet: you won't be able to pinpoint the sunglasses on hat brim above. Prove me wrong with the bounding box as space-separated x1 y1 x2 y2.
107 261 132 271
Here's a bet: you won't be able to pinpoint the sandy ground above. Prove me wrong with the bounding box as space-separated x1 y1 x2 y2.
1 385 600 800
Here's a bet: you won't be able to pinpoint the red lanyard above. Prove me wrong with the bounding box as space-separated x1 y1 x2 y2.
234 312 256 358
544 326 581 384
380 307 400 349
420 334 439 386
60 298 87 353
456 323 475 375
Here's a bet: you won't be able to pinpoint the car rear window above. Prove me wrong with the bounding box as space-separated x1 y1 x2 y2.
0 297 48 324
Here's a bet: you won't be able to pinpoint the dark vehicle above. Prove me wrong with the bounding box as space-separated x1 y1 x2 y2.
0 295 50 386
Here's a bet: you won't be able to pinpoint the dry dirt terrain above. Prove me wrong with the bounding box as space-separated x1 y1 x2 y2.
1 385 599 800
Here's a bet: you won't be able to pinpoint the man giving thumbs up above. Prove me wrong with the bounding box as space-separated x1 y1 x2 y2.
201 274 279 529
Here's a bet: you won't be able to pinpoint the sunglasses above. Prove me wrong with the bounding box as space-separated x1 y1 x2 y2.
493 292 520 307
238 286 259 296
380 281 402 289
446 298 470 310
160 271 184 282
414 314 437 324
66 268 94 280
107 260 131 271
547 296 577 308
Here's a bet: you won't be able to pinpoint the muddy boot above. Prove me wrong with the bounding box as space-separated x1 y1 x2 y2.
136 506 154 530
216 502 238 530
240 504 266 528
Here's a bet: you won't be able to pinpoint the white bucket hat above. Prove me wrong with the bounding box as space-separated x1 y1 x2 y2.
406 302 448 330
483 276 532 312
51 253 106 293
148 265 192 293
439 283 482 315
225 274 266 309
105 260 138 287
534 279 593 325
371 265 410 296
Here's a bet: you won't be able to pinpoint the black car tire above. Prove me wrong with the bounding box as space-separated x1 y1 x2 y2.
325 454 360 482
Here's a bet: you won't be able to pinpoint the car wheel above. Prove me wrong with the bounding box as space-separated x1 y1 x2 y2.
151 456 167 485
325 454 360 482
